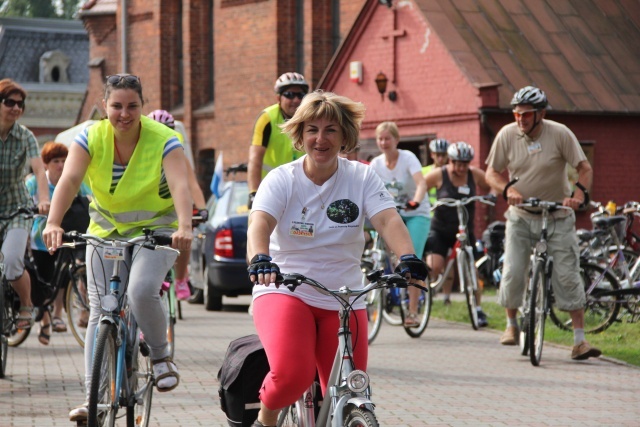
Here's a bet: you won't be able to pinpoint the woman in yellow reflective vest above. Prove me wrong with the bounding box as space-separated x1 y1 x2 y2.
43 74 193 423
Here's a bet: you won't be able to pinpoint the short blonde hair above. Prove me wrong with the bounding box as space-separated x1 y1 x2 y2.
280 90 365 153
375 121 399 140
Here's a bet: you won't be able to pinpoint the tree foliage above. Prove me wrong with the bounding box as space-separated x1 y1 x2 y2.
0 0 83 19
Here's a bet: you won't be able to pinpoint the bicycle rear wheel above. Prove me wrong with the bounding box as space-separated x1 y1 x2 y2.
127 340 153 427
88 323 118 426
549 262 620 333
161 288 175 359
458 251 479 330
0 284 7 378
527 261 546 366
381 288 403 326
401 287 431 338
66 264 88 348
366 287 383 344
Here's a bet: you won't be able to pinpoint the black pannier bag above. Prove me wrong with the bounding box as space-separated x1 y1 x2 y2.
217 334 270 427
482 221 506 253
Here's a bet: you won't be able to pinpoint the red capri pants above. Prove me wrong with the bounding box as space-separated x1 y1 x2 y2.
252 293 369 410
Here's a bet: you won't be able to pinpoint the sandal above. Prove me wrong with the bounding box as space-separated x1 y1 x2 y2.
404 312 420 328
38 323 51 345
16 306 35 329
52 316 68 333
152 356 180 392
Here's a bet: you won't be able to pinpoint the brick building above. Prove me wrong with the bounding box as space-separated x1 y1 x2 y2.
77 0 640 230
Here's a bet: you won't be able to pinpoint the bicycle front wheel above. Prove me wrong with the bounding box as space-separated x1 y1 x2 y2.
549 262 620 333
401 287 431 338
6 287 30 347
344 406 379 427
365 287 383 344
66 264 88 348
458 251 479 330
381 288 403 326
528 261 547 366
127 340 153 427
88 323 118 426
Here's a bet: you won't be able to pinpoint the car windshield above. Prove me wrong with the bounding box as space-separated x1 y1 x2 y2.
209 182 249 222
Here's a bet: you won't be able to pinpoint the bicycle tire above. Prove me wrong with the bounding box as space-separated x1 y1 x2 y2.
528 260 546 366
366 287 383 344
88 323 118 427
0 283 7 378
161 289 175 359
518 310 529 357
402 286 431 338
549 262 620 333
65 264 88 348
381 288 403 326
126 340 153 427
459 251 479 330
6 285 31 347
344 406 379 427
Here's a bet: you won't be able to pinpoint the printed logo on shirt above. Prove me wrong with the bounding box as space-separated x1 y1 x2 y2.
327 199 359 224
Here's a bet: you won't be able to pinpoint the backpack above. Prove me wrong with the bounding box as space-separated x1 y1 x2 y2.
217 334 270 427
482 221 506 254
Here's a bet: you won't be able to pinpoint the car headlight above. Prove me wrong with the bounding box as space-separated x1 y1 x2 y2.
347 370 369 393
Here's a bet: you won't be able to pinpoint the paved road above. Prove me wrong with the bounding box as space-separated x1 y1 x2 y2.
2 296 639 427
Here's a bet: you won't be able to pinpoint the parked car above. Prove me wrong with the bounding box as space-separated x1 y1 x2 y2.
190 164 252 311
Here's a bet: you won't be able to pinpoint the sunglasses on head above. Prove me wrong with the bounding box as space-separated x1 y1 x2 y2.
281 91 306 100
106 74 141 86
1 98 25 109
512 109 537 119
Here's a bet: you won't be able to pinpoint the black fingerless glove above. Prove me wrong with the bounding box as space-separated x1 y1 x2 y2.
247 254 280 281
248 191 257 210
395 254 429 281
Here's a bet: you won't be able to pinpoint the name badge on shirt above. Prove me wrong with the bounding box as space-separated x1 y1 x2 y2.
458 185 470 195
290 220 315 238
527 142 542 154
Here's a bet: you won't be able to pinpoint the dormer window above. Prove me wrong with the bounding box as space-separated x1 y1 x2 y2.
39 50 70 83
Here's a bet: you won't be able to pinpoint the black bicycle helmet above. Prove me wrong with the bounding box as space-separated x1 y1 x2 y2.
447 141 474 162
274 72 309 94
511 86 548 109
429 138 449 153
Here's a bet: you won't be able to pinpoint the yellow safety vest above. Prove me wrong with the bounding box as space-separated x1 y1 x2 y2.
85 116 179 237
260 104 303 178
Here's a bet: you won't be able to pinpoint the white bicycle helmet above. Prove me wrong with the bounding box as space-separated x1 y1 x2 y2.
429 138 449 153
447 141 474 162
274 72 309 94
511 86 548 109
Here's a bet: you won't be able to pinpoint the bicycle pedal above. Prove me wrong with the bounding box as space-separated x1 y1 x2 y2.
140 341 150 357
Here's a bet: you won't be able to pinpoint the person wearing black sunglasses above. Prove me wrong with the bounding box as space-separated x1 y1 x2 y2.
42 74 193 422
247 72 310 210
0 78 51 332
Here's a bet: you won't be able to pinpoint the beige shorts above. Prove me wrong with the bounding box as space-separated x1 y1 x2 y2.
498 207 585 311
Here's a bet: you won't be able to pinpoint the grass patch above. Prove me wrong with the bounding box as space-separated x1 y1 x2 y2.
431 289 640 367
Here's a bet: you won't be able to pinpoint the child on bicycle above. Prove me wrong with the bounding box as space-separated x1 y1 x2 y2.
43 74 193 422
246 91 428 427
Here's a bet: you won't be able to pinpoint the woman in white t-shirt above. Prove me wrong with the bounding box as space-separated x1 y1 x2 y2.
370 121 430 327
247 91 428 427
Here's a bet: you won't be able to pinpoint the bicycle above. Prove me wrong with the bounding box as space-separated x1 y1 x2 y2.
275 270 420 427
512 196 576 366
428 194 496 330
1 206 39 377
361 227 431 342
60 229 179 427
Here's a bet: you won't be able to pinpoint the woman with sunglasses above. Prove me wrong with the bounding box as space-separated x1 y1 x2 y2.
0 78 50 331
42 74 193 422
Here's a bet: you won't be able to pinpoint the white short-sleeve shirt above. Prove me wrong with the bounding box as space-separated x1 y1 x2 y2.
251 156 395 310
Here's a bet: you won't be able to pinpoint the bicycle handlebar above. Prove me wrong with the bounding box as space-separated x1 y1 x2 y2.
60 230 180 255
0 205 38 221
505 177 589 209
515 199 572 211
431 195 496 210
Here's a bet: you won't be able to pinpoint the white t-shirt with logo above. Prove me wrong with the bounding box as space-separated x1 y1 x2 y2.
252 156 395 310
370 149 430 217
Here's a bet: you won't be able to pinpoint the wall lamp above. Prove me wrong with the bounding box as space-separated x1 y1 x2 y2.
375 72 388 100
